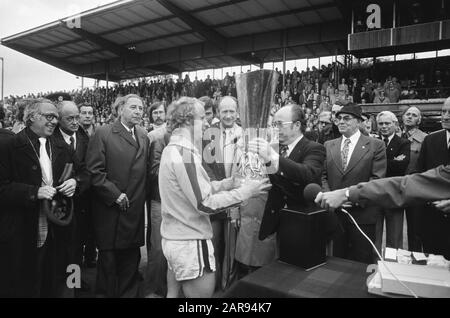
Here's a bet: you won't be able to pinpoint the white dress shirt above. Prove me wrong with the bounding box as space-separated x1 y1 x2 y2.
286 135 303 157
59 128 76 149
121 122 136 140
340 129 361 168
382 133 395 146
447 130 450 149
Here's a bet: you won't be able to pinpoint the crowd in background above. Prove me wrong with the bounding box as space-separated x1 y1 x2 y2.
1 63 448 137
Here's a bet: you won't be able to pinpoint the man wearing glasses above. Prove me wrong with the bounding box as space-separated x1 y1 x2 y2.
322 103 386 264
248 103 326 241
0 99 82 297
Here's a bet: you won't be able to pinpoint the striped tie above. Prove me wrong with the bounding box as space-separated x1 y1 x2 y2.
341 138 351 171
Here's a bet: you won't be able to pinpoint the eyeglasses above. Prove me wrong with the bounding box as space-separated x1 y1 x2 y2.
64 115 80 123
272 121 293 128
336 115 355 122
39 113 59 122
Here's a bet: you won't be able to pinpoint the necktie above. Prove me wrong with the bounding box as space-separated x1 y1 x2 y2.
401 131 409 140
383 136 390 147
69 136 75 150
280 144 289 158
38 138 53 186
223 130 233 177
38 137 51 248
341 138 351 171
448 137 450 164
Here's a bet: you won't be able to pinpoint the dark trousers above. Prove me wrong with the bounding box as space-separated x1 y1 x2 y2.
96 248 142 298
143 200 167 297
421 206 450 259
333 212 377 264
73 209 97 266
34 228 74 298
376 208 404 250
405 206 423 252
211 218 225 291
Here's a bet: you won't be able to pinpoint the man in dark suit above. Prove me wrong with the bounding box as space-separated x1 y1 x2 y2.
248 103 326 240
401 106 427 252
375 111 410 250
0 127 14 139
322 103 386 264
414 97 450 259
53 101 92 293
76 103 97 267
0 99 82 297
202 96 242 290
86 94 150 298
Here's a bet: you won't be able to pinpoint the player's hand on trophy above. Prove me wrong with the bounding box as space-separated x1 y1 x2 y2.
56 178 77 197
248 138 277 163
432 199 450 214
230 173 244 189
241 177 272 198
37 185 57 200
116 193 130 212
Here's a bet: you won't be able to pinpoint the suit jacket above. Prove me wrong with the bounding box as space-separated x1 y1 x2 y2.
202 123 242 220
405 128 427 174
416 130 450 172
323 133 387 224
0 128 15 139
259 136 326 240
382 134 410 177
148 128 170 202
52 127 91 195
86 120 150 250
0 128 82 297
414 129 450 242
202 123 242 182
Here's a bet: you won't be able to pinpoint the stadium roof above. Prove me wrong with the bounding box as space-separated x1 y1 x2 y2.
1 0 349 81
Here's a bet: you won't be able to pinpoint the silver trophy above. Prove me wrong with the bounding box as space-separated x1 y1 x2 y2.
235 70 279 179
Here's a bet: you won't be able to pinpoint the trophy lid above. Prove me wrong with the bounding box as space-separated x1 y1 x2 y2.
235 70 279 129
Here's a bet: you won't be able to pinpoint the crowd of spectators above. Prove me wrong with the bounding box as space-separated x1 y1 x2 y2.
1 63 448 136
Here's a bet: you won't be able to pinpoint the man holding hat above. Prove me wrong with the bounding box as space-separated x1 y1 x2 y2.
322 103 387 264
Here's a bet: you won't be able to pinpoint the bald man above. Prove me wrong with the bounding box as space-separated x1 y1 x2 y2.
53 101 91 294
203 96 242 290
401 106 427 174
401 106 427 251
249 103 326 240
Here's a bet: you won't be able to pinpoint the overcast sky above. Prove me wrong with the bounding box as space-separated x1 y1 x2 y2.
0 0 117 97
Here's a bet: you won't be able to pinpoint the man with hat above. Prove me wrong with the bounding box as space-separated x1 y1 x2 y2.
322 103 386 264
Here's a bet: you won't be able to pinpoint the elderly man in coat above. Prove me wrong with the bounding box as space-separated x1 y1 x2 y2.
0 99 83 297
86 94 150 298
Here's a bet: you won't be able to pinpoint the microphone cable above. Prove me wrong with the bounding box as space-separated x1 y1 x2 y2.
340 208 419 298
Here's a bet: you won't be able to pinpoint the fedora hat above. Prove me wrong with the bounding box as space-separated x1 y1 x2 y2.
335 103 363 120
